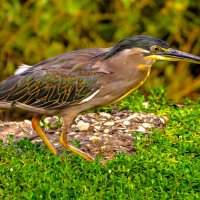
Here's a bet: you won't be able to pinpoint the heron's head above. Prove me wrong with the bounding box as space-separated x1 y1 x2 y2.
105 35 200 64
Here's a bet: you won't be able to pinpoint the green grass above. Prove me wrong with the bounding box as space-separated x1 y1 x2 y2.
0 88 200 199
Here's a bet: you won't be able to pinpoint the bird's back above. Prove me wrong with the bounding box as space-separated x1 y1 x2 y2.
0 48 109 114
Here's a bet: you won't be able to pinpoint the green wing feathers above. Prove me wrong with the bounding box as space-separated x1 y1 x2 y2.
0 70 101 110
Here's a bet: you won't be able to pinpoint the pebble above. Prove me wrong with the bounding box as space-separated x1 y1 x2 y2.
54 142 60 147
114 116 121 120
103 134 109 137
76 120 90 131
161 117 168 123
101 146 107 151
74 135 80 139
137 126 146 132
103 121 115 126
103 129 110 134
87 113 97 118
94 126 101 131
86 144 91 148
127 113 139 120
142 102 149 108
24 120 32 125
71 124 76 129
135 116 143 122
89 136 102 143
149 118 155 123
99 112 111 119
68 132 77 136
44 117 51 124
82 117 90 123
142 123 152 128
154 118 161 126
91 119 99 123
123 120 130 126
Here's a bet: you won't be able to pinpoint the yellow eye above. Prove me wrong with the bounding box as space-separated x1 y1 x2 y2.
151 45 161 54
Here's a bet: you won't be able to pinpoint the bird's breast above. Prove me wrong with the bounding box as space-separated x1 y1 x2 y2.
92 65 152 106
111 66 151 103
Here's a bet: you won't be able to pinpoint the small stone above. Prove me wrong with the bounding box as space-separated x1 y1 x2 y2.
114 116 120 120
74 115 82 123
16 132 25 137
108 135 113 138
127 113 139 120
89 136 101 143
101 146 107 151
44 117 51 124
123 120 130 126
86 144 91 148
82 117 90 123
76 120 90 131
111 110 117 114
103 121 115 126
154 118 161 126
94 126 101 131
24 120 32 125
87 113 97 118
111 126 118 131
71 124 76 129
103 129 110 134
68 132 77 136
161 117 168 123
91 119 98 123
142 102 149 108
149 118 155 123
135 116 143 122
52 115 59 121
33 139 42 142
74 135 80 139
54 143 60 147
137 126 146 132
99 112 111 119
142 123 151 128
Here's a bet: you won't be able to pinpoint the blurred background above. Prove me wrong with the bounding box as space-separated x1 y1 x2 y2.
0 0 200 120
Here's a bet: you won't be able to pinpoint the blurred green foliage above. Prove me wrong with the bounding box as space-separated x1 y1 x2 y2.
0 0 199 101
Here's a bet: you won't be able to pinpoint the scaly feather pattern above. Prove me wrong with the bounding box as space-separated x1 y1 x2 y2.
0 48 109 110
0 69 101 109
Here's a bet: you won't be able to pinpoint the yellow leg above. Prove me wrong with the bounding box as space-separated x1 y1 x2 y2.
32 115 57 155
60 130 94 162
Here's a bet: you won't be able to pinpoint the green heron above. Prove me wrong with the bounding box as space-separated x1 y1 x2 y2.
0 35 200 161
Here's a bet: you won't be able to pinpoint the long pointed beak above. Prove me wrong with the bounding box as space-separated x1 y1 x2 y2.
158 48 200 64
